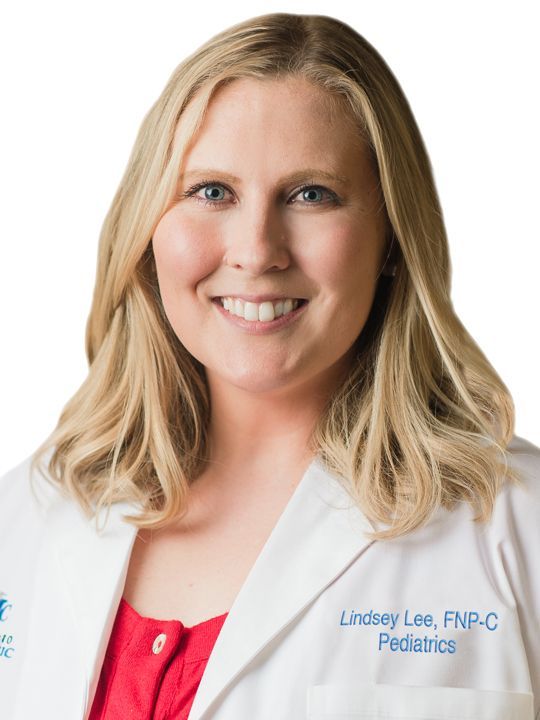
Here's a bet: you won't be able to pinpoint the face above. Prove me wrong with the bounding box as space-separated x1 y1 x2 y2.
152 76 388 397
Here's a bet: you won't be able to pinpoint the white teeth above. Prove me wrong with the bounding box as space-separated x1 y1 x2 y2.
219 297 302 322
244 302 259 322
258 301 275 322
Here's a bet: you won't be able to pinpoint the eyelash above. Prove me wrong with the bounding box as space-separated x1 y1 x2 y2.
181 179 340 208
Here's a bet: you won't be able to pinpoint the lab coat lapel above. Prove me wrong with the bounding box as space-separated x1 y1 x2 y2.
13 490 139 719
55 498 140 715
188 455 376 720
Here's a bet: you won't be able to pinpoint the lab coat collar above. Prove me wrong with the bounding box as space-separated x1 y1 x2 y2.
24 454 376 719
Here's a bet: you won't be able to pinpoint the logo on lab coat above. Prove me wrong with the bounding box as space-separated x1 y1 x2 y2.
0 592 15 660
0 592 12 622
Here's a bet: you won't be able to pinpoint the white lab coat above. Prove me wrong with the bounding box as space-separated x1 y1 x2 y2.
1 434 539 719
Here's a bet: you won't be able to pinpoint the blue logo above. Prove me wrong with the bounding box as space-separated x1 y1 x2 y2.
0 592 12 622
0 592 15 659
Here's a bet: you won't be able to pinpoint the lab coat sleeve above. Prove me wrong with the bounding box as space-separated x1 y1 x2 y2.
499 438 540 718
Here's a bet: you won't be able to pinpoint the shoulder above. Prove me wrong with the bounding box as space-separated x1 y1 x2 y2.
496 433 540 522
0 448 61 530
473 433 540 550
505 433 540 480
479 433 540 617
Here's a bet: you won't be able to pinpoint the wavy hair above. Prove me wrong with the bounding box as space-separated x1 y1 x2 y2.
30 12 518 539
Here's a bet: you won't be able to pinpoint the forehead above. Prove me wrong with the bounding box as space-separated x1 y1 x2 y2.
209 75 348 119
176 76 369 175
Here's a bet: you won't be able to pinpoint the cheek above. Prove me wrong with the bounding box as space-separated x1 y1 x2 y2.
307 221 383 302
152 209 219 295
296 223 383 358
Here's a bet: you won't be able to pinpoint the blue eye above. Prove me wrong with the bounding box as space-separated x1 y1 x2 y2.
300 187 325 203
182 182 231 207
291 184 339 206
203 185 226 202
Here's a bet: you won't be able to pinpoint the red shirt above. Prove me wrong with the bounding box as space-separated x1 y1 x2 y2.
88 596 228 719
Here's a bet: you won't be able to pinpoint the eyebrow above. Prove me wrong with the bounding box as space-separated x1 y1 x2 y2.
180 168 349 186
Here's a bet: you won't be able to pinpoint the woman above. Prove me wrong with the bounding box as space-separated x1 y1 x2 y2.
1 11 539 720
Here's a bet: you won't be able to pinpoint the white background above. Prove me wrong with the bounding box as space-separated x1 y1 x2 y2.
1 0 538 476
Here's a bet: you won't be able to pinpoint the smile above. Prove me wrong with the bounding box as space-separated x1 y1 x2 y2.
219 296 305 322
212 297 309 334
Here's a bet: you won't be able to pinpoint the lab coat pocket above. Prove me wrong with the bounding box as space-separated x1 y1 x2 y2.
306 682 535 719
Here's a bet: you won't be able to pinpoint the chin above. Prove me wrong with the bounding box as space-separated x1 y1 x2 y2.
207 365 300 395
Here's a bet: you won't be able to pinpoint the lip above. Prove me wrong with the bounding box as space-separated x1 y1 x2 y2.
211 293 306 303
212 297 309 334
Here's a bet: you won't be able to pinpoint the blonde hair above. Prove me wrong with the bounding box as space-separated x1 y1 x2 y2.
30 12 518 540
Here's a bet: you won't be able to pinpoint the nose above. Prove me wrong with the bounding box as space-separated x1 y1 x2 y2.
223 196 290 275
